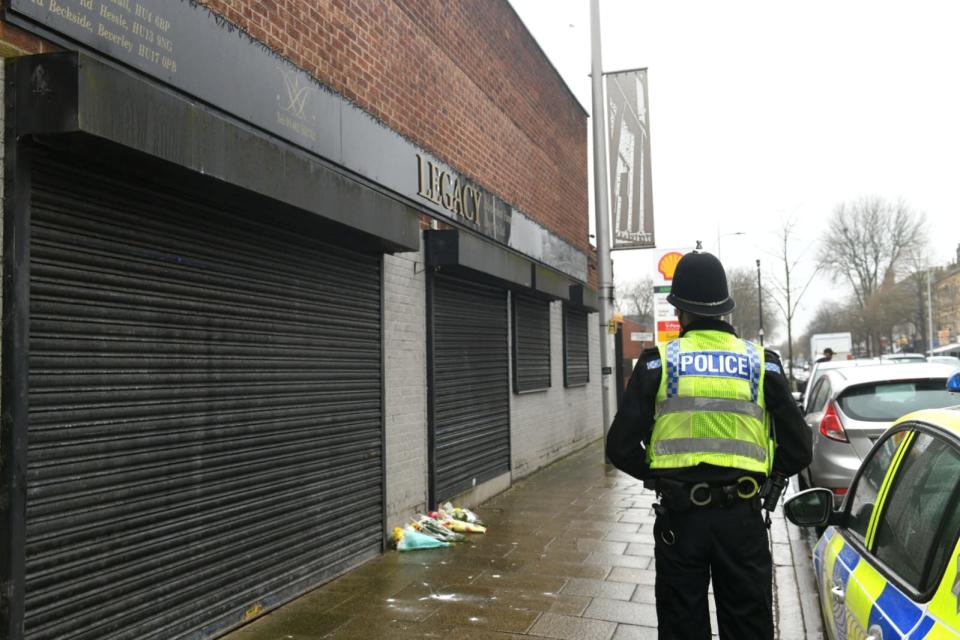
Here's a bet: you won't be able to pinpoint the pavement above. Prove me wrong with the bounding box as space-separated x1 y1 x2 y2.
223 439 824 640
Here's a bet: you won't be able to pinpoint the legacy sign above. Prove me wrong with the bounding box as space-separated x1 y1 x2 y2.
11 0 500 236
10 0 589 283
416 155 483 223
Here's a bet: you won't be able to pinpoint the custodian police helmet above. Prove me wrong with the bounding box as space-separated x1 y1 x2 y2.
666 251 736 317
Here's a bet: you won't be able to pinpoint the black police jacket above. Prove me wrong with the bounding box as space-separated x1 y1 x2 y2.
605 318 813 484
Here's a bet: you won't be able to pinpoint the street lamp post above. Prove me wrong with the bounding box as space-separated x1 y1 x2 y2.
589 0 615 434
716 230 745 260
927 267 935 353
756 259 764 346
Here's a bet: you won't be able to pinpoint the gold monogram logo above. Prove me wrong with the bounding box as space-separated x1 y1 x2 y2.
280 69 311 118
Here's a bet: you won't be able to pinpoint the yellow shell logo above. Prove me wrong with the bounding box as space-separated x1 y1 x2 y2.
658 252 683 281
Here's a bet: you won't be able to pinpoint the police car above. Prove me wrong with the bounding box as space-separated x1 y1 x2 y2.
784 371 960 639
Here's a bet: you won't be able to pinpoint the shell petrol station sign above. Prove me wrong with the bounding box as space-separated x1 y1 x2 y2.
653 248 692 344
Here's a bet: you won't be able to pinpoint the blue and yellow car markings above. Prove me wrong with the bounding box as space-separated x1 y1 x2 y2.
923 538 960 637
822 530 958 639
839 543 862 572
872 583 924 633
814 409 960 639
909 616 936 638
822 531 846 637
835 540 920 638
848 557 888 630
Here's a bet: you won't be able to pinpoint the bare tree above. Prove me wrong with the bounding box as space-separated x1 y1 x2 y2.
817 197 927 355
727 267 777 343
897 248 934 351
765 219 820 384
616 275 654 322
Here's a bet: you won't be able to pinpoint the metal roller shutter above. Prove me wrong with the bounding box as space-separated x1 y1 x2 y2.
512 294 551 392
429 274 509 504
24 152 383 640
564 307 590 386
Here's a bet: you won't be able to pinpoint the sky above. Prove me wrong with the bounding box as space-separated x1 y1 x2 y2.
508 0 960 341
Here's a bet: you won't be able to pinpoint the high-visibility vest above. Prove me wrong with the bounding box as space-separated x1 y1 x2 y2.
649 330 774 474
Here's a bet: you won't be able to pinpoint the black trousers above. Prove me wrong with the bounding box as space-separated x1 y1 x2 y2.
653 500 772 640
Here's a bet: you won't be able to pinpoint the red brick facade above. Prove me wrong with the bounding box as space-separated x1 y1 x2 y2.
2 1 590 256
199 0 590 254
0 21 51 56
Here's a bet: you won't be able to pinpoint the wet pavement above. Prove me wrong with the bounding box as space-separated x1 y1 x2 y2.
222 440 823 640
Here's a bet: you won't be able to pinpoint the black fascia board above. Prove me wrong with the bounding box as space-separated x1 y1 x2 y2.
11 51 420 253
568 284 599 312
425 229 533 290
532 264 572 301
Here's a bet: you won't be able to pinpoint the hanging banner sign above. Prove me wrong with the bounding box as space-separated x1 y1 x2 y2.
605 68 655 250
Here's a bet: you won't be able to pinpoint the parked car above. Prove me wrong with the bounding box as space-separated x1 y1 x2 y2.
878 352 927 363
800 362 960 501
928 355 960 368
800 358 880 415
783 371 960 640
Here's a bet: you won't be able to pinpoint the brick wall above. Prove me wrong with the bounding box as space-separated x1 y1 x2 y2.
509 299 603 479
203 0 590 255
0 62 4 388
383 249 429 530
0 21 50 57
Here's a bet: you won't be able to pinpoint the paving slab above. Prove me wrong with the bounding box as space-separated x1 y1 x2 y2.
560 577 636 600
528 613 617 640
612 624 659 639
221 440 822 640
583 598 658 626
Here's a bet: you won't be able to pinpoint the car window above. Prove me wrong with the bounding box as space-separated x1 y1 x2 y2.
837 379 953 422
805 367 824 401
846 434 901 539
872 433 960 592
809 378 831 413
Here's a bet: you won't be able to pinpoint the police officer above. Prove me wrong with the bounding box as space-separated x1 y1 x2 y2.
606 251 811 640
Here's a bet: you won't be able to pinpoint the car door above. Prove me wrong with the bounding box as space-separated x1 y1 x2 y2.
814 431 903 640
819 425 960 639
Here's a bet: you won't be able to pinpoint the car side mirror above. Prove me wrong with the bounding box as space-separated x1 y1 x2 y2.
783 488 834 527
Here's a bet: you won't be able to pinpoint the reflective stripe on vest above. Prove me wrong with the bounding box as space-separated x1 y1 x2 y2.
656 396 765 422
653 437 767 462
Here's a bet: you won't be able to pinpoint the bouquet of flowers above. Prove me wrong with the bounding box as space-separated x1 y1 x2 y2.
441 502 486 528
413 515 467 543
393 526 449 551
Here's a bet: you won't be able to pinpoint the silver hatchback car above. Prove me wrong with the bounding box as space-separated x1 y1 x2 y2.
799 362 960 501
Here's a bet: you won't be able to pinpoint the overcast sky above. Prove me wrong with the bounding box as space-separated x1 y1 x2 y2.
509 0 960 340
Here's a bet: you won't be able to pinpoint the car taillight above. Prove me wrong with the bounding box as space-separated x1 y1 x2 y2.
819 401 849 442
832 487 848 496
